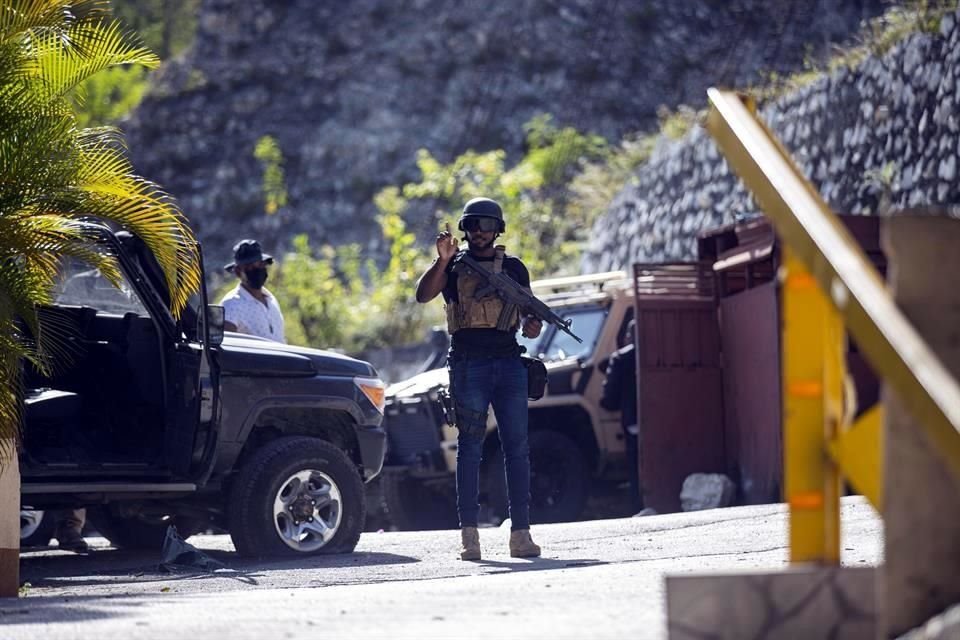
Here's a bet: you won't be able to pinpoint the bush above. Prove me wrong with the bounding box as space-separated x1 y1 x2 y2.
396 114 608 277
221 209 441 353
229 114 644 353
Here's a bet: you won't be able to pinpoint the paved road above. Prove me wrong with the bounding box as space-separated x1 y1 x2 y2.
2 497 882 639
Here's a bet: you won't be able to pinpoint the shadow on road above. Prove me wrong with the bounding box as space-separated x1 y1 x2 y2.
0 595 148 626
228 549 420 575
474 557 607 574
18 546 420 592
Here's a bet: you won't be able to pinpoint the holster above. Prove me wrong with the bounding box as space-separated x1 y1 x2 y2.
437 388 456 427
443 364 489 439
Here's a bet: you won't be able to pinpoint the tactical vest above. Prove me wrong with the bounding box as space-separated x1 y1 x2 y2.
445 246 521 334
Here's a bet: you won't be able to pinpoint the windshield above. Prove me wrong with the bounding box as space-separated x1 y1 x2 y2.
53 255 148 316
532 307 607 363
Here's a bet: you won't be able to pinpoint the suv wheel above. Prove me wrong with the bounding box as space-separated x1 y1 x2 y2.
228 436 365 557
488 430 590 524
21 509 55 548
89 506 203 550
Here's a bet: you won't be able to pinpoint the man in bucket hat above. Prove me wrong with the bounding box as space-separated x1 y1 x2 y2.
220 239 286 343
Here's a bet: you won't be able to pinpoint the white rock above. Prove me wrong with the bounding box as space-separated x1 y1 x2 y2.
941 12 955 38
939 155 957 182
680 473 736 512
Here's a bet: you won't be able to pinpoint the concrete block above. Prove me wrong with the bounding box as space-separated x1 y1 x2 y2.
666 566 876 639
882 214 960 637
898 604 960 639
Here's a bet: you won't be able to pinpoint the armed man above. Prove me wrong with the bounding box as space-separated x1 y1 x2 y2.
415 197 543 561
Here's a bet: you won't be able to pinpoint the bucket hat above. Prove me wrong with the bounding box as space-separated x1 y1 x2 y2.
224 239 274 272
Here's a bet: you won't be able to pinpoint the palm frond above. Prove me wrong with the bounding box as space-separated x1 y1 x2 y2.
0 1 70 43
0 1 112 44
0 1 196 447
33 303 85 373
0 213 115 374
31 18 158 101
0 347 23 457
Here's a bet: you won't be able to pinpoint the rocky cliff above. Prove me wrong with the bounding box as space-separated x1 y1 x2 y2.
582 10 960 272
124 0 885 266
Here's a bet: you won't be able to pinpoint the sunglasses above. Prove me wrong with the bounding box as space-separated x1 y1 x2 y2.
462 217 500 232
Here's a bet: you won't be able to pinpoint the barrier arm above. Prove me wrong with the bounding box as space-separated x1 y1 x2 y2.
705 88 960 563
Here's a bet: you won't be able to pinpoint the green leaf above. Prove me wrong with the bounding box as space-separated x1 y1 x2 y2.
0 0 200 450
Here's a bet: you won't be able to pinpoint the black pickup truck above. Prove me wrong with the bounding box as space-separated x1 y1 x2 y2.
20 223 386 556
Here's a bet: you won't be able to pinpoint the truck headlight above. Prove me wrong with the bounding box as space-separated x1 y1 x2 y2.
354 377 386 414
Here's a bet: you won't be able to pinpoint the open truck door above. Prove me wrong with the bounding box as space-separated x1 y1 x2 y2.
112 233 221 480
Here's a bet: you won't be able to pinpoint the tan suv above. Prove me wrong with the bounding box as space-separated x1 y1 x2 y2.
379 271 635 529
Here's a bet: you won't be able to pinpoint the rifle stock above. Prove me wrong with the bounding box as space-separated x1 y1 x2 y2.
453 252 583 344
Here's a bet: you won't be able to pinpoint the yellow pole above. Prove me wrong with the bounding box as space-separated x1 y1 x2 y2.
782 251 843 564
821 269 845 565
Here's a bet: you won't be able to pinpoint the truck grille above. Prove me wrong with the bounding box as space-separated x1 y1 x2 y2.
384 396 443 465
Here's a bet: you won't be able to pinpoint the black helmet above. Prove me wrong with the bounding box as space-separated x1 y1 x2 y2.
458 197 505 233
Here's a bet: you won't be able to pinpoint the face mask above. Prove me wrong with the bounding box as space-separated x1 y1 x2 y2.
246 266 268 289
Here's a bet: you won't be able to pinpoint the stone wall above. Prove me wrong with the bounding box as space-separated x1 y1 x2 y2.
123 0 885 267
582 11 960 273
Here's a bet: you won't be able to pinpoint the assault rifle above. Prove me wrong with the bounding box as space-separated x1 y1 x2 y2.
451 251 583 344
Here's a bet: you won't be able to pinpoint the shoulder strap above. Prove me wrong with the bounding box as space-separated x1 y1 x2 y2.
493 245 506 274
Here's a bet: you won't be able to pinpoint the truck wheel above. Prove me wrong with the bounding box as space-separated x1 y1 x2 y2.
382 472 458 531
20 509 55 548
89 506 203 550
228 436 365 557
488 430 590 524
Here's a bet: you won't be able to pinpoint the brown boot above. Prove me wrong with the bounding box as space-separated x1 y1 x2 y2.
509 529 541 558
460 527 481 560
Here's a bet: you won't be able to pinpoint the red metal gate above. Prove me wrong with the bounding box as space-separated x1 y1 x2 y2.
697 215 885 505
634 263 725 513
718 281 782 503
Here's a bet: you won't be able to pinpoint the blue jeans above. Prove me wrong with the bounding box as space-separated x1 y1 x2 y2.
449 355 530 531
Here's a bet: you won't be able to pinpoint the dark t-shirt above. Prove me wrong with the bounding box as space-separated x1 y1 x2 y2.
442 251 531 358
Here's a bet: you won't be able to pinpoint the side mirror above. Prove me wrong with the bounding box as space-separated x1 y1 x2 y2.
199 304 225 346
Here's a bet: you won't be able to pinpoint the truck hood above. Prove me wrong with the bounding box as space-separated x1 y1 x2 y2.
386 367 449 399
219 333 377 378
385 357 574 399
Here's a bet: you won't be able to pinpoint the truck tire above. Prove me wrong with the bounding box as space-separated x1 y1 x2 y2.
382 472 458 531
228 436 365 557
488 429 590 524
89 506 203 550
20 509 55 548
